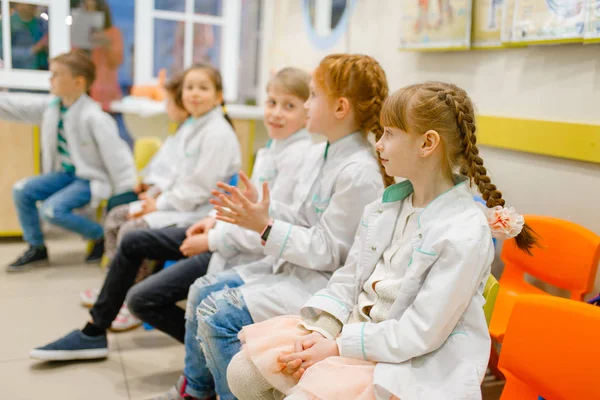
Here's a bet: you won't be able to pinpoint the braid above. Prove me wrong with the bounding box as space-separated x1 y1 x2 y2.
357 60 394 187
437 89 504 208
367 113 395 187
437 86 538 254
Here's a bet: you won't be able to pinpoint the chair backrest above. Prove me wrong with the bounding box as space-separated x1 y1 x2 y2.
483 274 500 327
500 215 600 300
499 295 600 400
134 137 163 171
228 173 239 187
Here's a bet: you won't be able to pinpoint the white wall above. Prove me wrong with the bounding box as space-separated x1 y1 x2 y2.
268 0 600 236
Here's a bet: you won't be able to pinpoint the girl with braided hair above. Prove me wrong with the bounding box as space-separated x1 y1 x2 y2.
227 81 537 400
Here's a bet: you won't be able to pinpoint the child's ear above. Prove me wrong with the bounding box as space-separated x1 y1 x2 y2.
76 76 87 91
334 97 351 120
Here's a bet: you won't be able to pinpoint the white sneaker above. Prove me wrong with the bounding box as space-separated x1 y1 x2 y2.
110 304 142 332
80 288 100 308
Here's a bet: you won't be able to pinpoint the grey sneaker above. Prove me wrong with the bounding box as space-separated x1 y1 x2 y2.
149 376 215 400
30 329 108 361
7 246 48 272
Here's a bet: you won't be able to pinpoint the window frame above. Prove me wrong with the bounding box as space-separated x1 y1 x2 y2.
134 0 243 102
0 0 70 90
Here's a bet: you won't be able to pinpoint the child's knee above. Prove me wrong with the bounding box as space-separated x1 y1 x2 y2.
12 178 32 202
228 351 278 400
40 203 61 223
195 288 244 332
186 277 214 321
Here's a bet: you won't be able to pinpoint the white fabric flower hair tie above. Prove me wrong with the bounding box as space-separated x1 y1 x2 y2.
476 203 525 240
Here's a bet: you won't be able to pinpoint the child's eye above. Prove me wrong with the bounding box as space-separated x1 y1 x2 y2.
286 103 294 109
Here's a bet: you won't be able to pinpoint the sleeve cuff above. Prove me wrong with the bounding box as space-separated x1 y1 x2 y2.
207 228 219 252
155 194 172 211
299 313 343 340
338 323 367 360
263 219 292 259
207 223 239 259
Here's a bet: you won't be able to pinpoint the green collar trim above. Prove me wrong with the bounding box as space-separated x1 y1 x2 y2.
382 180 414 203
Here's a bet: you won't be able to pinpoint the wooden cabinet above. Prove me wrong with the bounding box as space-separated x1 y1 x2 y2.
0 120 38 236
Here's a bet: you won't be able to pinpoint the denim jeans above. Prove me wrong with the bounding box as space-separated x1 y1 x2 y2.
12 172 103 246
126 250 212 342
184 270 253 400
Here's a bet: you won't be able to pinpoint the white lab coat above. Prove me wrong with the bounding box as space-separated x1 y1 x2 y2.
235 132 384 323
141 107 241 228
301 176 494 400
0 93 136 206
206 129 312 275
139 132 181 193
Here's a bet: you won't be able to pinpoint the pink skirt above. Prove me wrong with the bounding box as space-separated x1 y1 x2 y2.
239 316 381 400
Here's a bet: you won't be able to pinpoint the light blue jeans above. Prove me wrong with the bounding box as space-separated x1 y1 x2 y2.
183 270 253 400
12 172 104 246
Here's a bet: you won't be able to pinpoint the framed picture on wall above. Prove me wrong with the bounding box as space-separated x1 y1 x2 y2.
510 0 585 44
584 0 600 42
399 0 473 50
472 0 505 48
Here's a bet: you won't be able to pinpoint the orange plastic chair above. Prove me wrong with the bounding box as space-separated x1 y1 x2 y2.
489 215 600 344
498 295 600 400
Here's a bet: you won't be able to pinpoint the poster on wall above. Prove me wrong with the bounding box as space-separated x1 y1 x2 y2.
510 0 585 43
399 0 473 49
584 0 600 41
472 0 505 47
501 0 518 42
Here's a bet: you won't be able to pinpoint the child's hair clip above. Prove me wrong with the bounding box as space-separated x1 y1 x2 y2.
476 203 525 240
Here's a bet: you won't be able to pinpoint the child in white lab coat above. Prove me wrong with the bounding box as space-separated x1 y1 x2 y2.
163 54 393 400
102 74 189 266
0 51 136 271
227 82 539 400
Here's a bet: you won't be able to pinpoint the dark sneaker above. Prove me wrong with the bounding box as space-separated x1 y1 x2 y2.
6 246 48 272
148 375 215 400
29 329 108 361
86 239 104 263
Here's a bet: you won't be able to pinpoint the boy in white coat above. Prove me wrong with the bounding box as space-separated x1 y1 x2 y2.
0 51 136 271
228 82 539 400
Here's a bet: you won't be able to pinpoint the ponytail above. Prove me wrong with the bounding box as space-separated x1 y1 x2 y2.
221 100 235 129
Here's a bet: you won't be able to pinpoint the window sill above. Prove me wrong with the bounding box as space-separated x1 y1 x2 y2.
110 96 264 120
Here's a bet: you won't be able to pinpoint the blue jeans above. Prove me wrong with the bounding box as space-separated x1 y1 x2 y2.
184 270 253 400
12 172 104 246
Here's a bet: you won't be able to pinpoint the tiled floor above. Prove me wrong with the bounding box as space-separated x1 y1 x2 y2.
0 234 184 400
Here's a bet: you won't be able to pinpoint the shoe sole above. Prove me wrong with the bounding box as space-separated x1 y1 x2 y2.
29 348 108 361
6 259 49 273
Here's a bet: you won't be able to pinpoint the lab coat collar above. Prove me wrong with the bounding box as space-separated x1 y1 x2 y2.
270 128 311 152
381 175 473 227
324 131 369 161
184 105 224 128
